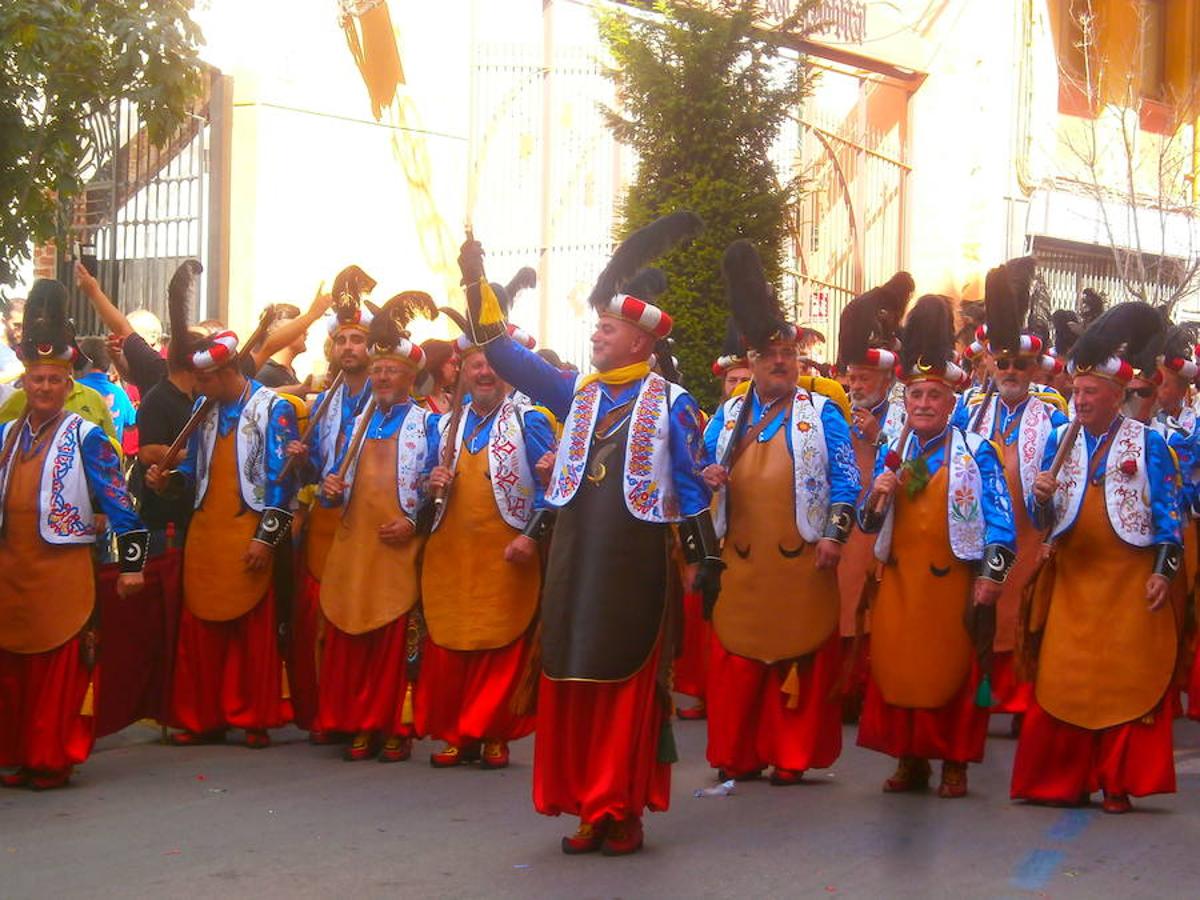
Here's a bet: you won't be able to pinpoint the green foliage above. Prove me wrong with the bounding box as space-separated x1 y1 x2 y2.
0 0 206 292
597 0 816 410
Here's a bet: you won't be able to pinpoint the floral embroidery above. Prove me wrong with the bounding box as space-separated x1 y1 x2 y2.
47 421 89 537
549 381 599 503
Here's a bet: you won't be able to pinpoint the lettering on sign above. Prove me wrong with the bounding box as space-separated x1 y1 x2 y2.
761 0 867 45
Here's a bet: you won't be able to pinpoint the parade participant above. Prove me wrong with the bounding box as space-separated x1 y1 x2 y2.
283 266 377 738
255 303 311 395
476 212 717 856
1013 302 1182 813
711 324 751 403
145 263 301 749
417 316 555 769
0 281 147 790
962 261 1068 724
315 293 439 763
699 241 861 784
833 273 912 721
857 294 1017 799
417 339 458 413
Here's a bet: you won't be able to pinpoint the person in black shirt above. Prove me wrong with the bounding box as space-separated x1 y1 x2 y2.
135 359 197 551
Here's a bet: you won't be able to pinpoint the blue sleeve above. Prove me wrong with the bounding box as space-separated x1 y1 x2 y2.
82 427 145 535
855 441 891 531
306 389 328 476
522 408 557 509
175 397 206 487
1146 428 1183 545
485 334 576 420
423 413 443 477
1026 426 1061 528
669 392 713 517
821 397 862 505
975 437 1017 551
703 403 727 463
951 395 970 430
264 398 301 509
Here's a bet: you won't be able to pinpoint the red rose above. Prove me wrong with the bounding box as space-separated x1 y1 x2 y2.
1119 458 1138 477
885 449 902 471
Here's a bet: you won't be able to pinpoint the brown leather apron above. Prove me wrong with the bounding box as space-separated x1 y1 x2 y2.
422 445 539 650
715 428 839 663
1035 486 1176 729
870 465 975 708
183 432 272 622
0 437 94 653
994 438 1042 653
303 502 340 580
836 431 878 636
319 438 422 635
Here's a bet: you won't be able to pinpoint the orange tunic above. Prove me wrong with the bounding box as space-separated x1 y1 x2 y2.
182 432 272 622
715 429 839 663
994 439 1043 653
1035 487 1176 730
421 445 539 651
319 438 422 635
870 466 975 709
0 438 94 654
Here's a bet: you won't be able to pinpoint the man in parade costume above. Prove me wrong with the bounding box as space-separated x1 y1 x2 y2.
284 265 377 738
146 264 300 749
0 280 147 790
315 294 440 763
833 273 912 721
698 241 861 785
961 260 1068 724
1013 302 1182 813
418 317 555 769
858 294 1017 798
476 212 717 856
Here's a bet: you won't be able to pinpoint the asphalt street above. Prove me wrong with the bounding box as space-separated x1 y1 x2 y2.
4 711 1200 898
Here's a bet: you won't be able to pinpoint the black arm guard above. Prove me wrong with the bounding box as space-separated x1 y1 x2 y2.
1154 543 1183 581
522 507 556 543
979 543 1017 583
252 507 294 548
858 503 885 534
117 530 150 573
681 511 721 565
823 502 855 544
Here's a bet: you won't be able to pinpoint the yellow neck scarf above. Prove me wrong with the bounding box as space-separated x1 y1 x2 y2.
575 361 652 393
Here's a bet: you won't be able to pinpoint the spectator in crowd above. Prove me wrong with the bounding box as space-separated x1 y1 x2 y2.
255 303 313 395
76 336 139 456
0 298 24 376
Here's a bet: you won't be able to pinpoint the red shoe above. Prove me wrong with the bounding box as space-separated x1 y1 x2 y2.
601 816 644 856
883 756 931 793
244 730 271 750
676 701 706 721
561 819 607 855
717 767 764 782
770 767 805 786
1 769 30 789
480 739 509 770
31 769 72 791
378 735 412 763
168 729 226 747
1102 792 1132 814
430 742 472 767
343 732 378 761
308 730 337 746
937 761 968 798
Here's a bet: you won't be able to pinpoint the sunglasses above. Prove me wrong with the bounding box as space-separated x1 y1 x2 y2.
1127 386 1156 399
995 358 1032 371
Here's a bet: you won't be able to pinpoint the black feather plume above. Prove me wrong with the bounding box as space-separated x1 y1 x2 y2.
504 267 537 308
330 264 376 327
624 268 668 302
375 291 438 334
900 294 957 372
720 318 747 359
167 259 203 370
1070 301 1163 371
836 272 913 367
723 240 787 351
587 211 703 312
1163 323 1195 363
984 267 1021 355
1051 309 1080 357
1078 288 1106 326
21 279 73 359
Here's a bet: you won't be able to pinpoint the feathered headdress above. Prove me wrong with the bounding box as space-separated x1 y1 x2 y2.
365 293 431 370
587 211 703 339
712 318 749 376
504 267 537 311
723 239 797 353
898 294 967 387
1160 322 1199 382
979 256 1040 357
1078 288 1106 328
1069 301 1164 384
327 264 377 335
836 271 913 370
1050 308 1080 359
166 259 205 371
19 279 76 368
